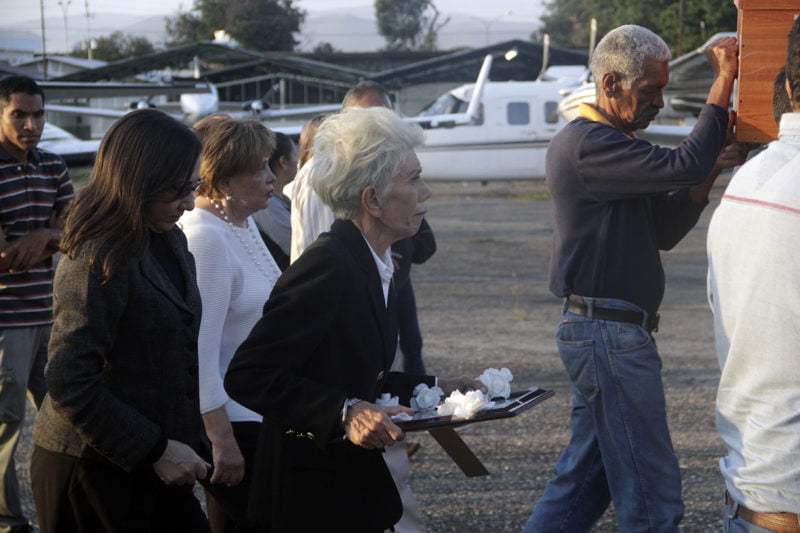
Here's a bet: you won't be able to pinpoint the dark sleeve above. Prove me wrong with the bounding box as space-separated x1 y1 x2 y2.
259 230 290 271
45 256 162 471
385 371 435 406
225 245 349 449
577 104 728 199
650 188 707 250
410 218 436 264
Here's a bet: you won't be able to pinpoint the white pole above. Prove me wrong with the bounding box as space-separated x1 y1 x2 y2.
39 0 48 79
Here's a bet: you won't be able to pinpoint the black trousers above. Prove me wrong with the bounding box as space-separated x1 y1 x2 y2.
203 422 268 533
31 446 210 533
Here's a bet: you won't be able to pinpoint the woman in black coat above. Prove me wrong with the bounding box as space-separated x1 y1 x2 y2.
31 109 211 533
225 107 482 532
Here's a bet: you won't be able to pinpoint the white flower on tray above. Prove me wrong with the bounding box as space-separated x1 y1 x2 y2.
375 392 399 406
410 383 444 411
436 389 494 420
478 367 513 399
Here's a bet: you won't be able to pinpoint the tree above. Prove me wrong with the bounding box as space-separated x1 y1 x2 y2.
312 42 338 54
74 31 155 62
375 0 448 51
166 0 304 51
538 0 737 57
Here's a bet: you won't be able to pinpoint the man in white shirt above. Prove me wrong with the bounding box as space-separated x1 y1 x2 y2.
707 16 800 533
289 81 392 263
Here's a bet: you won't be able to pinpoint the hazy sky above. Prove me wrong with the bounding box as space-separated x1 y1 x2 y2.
3 0 544 25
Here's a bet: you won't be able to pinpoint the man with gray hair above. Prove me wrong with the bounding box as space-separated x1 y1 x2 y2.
522 25 745 532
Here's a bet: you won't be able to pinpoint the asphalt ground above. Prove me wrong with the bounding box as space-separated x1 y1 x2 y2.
15 178 731 532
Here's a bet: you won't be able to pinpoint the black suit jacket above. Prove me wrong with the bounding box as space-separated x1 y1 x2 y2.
226 219 434 532
33 228 205 471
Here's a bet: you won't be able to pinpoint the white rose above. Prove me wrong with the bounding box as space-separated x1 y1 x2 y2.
436 389 493 419
411 385 443 411
478 367 513 399
375 393 399 406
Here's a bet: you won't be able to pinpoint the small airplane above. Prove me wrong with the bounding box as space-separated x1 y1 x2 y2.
410 53 586 180
38 122 100 165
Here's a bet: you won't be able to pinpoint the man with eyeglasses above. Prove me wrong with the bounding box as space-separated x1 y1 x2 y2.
0 75 73 532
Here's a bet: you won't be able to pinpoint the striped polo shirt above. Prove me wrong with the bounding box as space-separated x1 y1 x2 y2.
0 145 74 328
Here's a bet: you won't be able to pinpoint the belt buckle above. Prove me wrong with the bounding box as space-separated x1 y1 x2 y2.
649 313 660 333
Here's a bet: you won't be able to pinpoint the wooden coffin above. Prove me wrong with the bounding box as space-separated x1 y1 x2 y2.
735 0 800 142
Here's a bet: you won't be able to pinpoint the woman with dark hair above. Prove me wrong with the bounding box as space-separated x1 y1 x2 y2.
179 114 277 533
252 131 297 270
30 109 211 533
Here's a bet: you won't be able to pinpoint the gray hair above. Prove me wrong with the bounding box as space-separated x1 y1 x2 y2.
309 107 423 220
591 25 671 95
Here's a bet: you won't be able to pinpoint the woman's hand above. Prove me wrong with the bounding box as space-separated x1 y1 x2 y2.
153 439 211 485
202 407 245 487
208 439 245 487
344 401 413 450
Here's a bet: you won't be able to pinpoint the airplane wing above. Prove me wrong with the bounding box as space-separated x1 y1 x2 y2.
39 81 212 100
257 104 341 120
39 123 101 165
46 104 128 120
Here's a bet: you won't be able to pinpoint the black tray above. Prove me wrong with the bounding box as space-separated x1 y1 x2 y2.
397 387 554 432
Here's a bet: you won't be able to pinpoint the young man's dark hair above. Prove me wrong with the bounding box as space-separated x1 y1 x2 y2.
0 75 45 106
773 68 791 124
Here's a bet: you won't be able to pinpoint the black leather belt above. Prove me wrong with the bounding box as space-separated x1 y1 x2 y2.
566 295 659 333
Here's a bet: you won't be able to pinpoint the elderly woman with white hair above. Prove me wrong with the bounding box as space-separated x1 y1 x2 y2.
224 107 481 532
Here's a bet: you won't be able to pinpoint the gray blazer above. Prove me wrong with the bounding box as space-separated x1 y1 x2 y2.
33 228 205 472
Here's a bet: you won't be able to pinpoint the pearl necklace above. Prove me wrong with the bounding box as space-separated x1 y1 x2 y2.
208 197 280 281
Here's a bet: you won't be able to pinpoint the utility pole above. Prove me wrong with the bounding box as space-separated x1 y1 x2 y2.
84 0 93 60
58 0 72 53
677 0 685 56
39 0 48 80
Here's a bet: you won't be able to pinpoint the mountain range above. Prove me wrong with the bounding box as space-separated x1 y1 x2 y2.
1 4 543 56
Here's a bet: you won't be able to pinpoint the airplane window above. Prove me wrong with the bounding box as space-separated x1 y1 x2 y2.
545 101 560 124
419 94 467 116
507 102 530 125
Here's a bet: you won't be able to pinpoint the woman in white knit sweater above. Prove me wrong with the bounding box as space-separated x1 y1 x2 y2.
179 114 279 533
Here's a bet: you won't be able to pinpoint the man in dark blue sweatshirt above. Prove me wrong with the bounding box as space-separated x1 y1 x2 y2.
523 25 746 533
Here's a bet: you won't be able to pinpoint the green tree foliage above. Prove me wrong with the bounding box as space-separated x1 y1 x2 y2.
166 0 304 51
538 0 737 57
375 0 449 51
74 31 155 62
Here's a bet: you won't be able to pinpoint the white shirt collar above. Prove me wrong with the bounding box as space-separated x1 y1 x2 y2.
779 112 800 141
360 233 394 306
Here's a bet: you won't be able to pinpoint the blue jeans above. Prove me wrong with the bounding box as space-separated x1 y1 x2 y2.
398 280 425 375
523 297 683 533
0 326 49 530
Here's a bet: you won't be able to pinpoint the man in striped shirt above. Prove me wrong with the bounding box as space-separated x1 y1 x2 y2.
0 75 73 532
